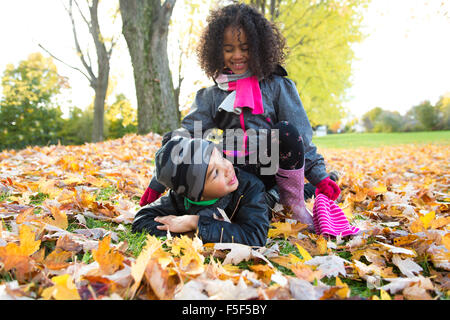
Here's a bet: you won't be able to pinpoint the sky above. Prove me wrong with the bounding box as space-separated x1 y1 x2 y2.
0 0 449 120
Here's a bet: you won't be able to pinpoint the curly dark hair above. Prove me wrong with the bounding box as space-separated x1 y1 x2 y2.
196 3 287 80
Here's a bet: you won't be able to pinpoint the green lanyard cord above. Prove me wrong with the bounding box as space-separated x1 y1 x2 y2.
184 197 219 210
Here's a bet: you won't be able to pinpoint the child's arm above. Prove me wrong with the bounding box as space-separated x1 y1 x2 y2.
275 77 328 185
132 192 190 237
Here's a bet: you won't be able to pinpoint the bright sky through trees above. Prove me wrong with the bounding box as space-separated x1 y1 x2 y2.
0 0 449 120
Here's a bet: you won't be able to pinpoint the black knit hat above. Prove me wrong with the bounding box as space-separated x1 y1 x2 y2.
154 136 216 202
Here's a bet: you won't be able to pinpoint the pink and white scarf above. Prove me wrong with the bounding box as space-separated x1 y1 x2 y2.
215 71 263 157
215 70 264 115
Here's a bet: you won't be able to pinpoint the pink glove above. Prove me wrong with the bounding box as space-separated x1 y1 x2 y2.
315 177 340 201
139 187 162 206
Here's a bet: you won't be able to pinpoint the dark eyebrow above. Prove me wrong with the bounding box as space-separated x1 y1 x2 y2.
223 43 249 47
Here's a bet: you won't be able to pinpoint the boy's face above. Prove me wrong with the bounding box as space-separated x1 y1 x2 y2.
201 147 239 200
223 26 249 75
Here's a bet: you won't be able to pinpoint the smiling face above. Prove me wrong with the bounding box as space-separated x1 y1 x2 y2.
223 26 250 74
201 147 239 201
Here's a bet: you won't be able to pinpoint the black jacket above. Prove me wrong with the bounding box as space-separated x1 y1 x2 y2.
132 168 276 247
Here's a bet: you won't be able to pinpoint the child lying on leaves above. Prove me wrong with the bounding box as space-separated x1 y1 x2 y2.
132 135 278 246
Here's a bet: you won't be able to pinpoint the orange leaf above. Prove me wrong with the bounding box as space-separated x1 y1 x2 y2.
443 233 450 252
0 224 40 279
144 259 179 299
92 235 124 275
393 235 419 246
430 216 450 230
43 206 68 230
291 263 322 282
316 235 328 255
44 248 72 270
410 219 425 233
249 264 275 284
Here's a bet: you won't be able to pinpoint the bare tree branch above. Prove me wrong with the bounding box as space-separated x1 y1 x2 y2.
67 0 96 82
73 0 91 27
38 43 92 83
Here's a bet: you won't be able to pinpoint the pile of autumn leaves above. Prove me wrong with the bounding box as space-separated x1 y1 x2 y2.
0 133 449 300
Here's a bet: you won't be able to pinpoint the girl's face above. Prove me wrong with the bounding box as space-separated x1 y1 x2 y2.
223 26 249 74
201 147 239 201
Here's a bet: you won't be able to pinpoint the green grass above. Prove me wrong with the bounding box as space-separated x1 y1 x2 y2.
312 130 450 149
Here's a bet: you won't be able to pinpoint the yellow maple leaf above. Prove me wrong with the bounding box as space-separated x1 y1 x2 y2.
420 211 435 229
268 221 307 239
269 255 292 269
288 253 303 265
41 274 81 300
295 243 312 261
18 224 41 256
372 183 388 194
335 277 350 299
380 289 392 300
92 235 124 275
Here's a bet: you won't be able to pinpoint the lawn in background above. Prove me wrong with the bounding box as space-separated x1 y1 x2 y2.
312 130 450 149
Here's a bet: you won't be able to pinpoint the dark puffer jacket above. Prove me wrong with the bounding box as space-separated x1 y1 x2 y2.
132 168 277 247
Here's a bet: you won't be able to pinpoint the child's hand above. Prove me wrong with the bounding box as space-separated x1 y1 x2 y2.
154 215 199 233
315 177 340 201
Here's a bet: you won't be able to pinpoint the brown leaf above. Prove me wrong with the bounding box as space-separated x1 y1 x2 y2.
144 259 179 300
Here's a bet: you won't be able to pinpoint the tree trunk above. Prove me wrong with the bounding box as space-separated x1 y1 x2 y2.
89 0 110 142
119 0 179 135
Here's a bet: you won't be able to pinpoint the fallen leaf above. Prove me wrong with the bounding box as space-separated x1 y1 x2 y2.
391 254 423 278
305 255 347 277
268 221 307 239
41 274 81 300
92 235 124 275
295 243 312 261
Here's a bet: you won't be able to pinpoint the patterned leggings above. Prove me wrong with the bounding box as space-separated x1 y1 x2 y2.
227 121 315 198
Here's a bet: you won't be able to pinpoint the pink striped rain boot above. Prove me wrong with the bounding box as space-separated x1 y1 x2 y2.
275 166 314 229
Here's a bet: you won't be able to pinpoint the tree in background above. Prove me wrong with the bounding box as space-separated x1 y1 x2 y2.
406 101 440 131
435 93 450 130
361 106 383 132
104 93 137 139
119 0 179 135
247 0 370 126
0 53 67 150
372 110 404 133
39 0 120 143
